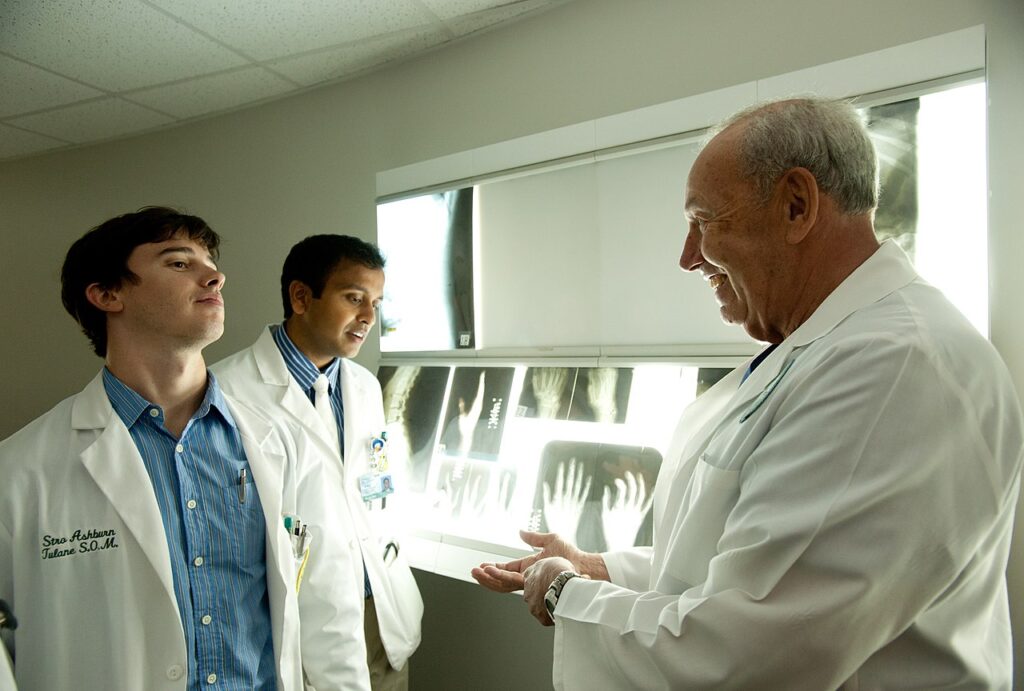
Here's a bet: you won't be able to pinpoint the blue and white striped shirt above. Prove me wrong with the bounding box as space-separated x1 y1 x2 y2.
103 368 276 691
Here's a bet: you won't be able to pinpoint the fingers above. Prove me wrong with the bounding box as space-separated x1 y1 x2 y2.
519 529 553 550
579 473 593 504
470 565 525 593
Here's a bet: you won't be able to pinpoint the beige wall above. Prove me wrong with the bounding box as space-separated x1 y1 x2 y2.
2 0 1022 687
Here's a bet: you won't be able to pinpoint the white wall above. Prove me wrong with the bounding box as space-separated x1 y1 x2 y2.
1 0 1022 687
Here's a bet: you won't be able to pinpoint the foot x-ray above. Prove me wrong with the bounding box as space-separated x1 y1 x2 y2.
518 366 633 423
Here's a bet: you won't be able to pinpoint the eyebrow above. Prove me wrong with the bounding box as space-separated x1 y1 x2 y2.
157 246 197 256
158 245 217 267
338 283 384 300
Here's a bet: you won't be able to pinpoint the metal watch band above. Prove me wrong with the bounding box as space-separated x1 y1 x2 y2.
544 570 581 617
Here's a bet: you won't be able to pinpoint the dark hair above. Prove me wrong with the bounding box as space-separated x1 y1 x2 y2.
61 206 220 357
280 235 386 318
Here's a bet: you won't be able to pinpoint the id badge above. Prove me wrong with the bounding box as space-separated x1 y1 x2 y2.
358 472 395 502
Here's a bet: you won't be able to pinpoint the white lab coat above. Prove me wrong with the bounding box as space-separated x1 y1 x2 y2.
213 328 423 670
0 372 370 691
0 645 13 691
552 242 1024 690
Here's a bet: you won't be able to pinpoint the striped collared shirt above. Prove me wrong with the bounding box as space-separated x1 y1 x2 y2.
103 368 276 691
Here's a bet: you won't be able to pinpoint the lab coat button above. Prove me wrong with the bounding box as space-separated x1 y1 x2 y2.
166 665 183 680
193 556 204 567
201 614 212 625
206 673 217 684
187 499 197 510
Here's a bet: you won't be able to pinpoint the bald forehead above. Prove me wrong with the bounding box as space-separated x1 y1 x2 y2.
685 127 746 211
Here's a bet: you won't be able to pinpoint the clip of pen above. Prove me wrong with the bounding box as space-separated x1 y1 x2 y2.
238 468 247 504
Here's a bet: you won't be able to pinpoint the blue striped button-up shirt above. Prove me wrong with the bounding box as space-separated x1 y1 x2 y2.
103 369 276 691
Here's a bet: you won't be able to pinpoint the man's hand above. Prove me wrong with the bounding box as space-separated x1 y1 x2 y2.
523 556 575 626
470 529 608 593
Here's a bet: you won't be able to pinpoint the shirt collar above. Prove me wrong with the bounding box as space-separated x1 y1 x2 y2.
102 367 235 430
271 322 341 394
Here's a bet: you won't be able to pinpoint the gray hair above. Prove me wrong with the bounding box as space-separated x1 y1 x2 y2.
710 97 879 215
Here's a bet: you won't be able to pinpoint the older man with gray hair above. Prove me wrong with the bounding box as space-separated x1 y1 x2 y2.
473 98 1024 689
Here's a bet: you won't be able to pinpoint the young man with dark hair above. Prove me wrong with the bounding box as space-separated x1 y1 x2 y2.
0 208 370 690
215 234 423 691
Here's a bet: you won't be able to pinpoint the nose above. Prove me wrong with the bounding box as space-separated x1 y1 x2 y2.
204 268 225 290
679 226 704 272
359 301 376 326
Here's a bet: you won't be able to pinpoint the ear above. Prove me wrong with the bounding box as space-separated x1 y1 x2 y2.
85 283 125 314
776 167 819 244
288 280 314 316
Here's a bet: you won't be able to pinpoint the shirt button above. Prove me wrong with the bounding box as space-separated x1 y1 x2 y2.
166 664 184 680
149 409 160 418
193 556 204 567
186 499 197 510
206 673 217 684
201 614 212 625
175 443 184 453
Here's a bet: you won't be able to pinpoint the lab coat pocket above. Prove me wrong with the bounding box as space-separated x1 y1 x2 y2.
666 455 742 586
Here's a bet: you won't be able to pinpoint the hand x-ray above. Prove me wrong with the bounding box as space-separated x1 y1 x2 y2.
439 366 515 461
531 440 661 551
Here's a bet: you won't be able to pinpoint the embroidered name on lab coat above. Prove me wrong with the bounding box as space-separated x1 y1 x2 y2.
739 359 796 423
40 528 120 561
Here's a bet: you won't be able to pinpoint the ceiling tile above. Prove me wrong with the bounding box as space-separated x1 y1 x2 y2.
0 0 248 91
147 0 433 62
418 0 515 21
8 98 176 144
267 26 446 87
444 0 556 35
0 55 106 118
127 67 297 119
0 124 68 160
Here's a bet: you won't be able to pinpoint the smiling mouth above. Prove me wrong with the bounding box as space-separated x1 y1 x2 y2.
708 274 726 289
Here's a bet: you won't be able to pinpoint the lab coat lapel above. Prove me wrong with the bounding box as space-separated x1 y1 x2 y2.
73 373 177 607
252 328 339 460
339 359 369 467
691 242 919 434
229 400 292 670
656 241 921 531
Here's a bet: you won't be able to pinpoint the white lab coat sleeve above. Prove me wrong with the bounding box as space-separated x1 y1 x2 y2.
0 514 12 662
288 424 371 690
601 547 652 591
552 334 1020 690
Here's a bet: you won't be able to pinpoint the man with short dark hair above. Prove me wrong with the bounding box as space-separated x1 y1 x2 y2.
474 99 1024 689
0 207 370 690
215 234 423 691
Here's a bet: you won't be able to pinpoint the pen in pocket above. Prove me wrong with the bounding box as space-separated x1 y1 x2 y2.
238 468 247 504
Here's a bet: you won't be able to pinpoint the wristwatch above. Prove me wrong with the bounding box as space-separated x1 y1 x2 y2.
544 570 584 617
